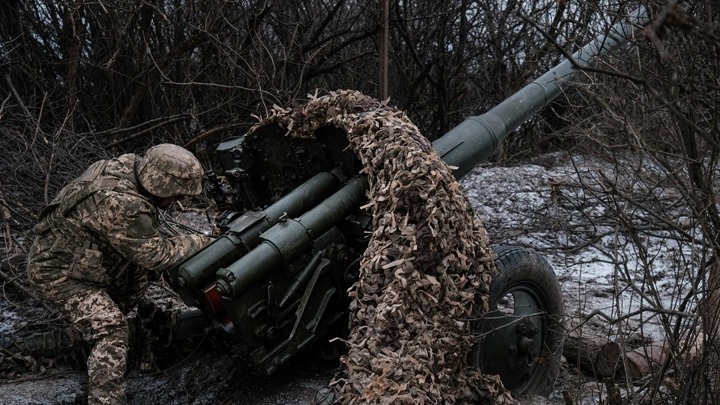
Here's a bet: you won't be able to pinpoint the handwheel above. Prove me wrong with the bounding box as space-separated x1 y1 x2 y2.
470 245 565 396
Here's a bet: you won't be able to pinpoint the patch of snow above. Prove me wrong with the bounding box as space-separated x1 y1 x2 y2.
461 152 702 343
0 308 25 335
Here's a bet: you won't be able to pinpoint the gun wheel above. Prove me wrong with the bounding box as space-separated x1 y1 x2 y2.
470 245 565 397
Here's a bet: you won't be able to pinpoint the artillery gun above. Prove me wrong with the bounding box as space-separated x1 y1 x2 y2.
2 6 650 398
167 6 650 396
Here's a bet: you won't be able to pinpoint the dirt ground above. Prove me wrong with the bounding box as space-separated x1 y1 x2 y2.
0 322 597 405
0 290 591 405
0 320 337 405
1 152 667 404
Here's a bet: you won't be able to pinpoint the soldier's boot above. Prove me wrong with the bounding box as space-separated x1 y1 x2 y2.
0 326 81 356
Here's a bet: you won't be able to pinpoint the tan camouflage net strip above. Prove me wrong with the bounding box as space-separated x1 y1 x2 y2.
256 90 513 404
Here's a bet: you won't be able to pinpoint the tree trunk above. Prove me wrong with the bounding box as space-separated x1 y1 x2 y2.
63 1 84 131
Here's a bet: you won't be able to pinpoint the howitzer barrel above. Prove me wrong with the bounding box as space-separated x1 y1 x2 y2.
176 170 343 288
215 177 368 297
211 6 650 299
434 6 650 179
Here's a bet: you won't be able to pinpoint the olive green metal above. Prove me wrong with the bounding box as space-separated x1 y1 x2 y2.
215 176 368 298
433 6 650 179
215 220 305 297
480 290 546 391
176 234 248 287
163 7 653 378
279 250 324 308
212 6 649 299
263 169 346 222
175 171 342 288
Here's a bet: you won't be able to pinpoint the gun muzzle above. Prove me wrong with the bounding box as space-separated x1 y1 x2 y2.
215 176 368 298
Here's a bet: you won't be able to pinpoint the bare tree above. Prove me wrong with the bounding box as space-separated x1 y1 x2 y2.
551 1 720 402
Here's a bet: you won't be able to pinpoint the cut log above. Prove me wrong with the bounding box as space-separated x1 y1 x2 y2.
563 332 673 380
595 341 622 377
563 332 620 378
622 342 668 379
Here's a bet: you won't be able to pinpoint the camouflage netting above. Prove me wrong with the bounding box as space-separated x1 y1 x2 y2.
255 90 512 404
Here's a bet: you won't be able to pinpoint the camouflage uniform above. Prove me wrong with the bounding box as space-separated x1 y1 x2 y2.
27 144 211 405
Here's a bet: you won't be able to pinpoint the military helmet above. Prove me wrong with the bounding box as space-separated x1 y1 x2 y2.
137 144 204 198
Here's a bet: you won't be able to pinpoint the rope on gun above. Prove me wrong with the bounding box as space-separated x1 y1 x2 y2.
256 90 513 404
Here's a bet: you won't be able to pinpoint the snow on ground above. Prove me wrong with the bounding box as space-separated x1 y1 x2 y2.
0 309 22 335
461 152 701 344
462 151 706 404
1 152 704 404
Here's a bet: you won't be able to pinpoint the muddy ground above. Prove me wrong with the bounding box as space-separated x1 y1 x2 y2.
0 289 591 405
1 152 676 404
0 328 337 404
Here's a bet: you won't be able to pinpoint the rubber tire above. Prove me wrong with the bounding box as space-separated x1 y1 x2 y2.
470 245 564 397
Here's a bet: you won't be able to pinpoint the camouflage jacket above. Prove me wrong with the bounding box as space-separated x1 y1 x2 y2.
27 154 211 301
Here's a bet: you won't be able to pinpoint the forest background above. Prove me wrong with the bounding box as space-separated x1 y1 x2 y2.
1 1 720 403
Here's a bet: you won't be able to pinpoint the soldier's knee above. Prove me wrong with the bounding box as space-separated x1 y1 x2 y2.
91 326 130 368
96 318 130 348
108 322 130 346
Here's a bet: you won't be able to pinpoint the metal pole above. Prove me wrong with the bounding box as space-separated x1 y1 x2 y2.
378 0 389 99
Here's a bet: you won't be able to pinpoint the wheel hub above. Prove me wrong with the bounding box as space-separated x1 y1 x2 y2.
478 287 546 391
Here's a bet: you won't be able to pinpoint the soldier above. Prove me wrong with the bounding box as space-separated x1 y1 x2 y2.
26 144 213 405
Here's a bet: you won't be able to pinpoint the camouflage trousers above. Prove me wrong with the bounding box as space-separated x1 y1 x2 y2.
57 288 130 405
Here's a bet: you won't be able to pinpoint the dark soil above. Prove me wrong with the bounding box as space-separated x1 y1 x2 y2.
0 156 636 404
0 294 338 405
0 287 594 405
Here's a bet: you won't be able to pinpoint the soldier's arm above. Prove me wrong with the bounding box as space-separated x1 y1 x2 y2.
91 194 211 272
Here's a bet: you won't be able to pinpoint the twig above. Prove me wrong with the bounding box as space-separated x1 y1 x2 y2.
104 114 192 148
0 182 14 252
0 265 53 312
0 92 10 120
0 199 33 225
4 74 34 121
517 12 647 85
80 113 191 137
43 143 55 207
183 121 250 150
583 306 694 326
10 234 28 256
